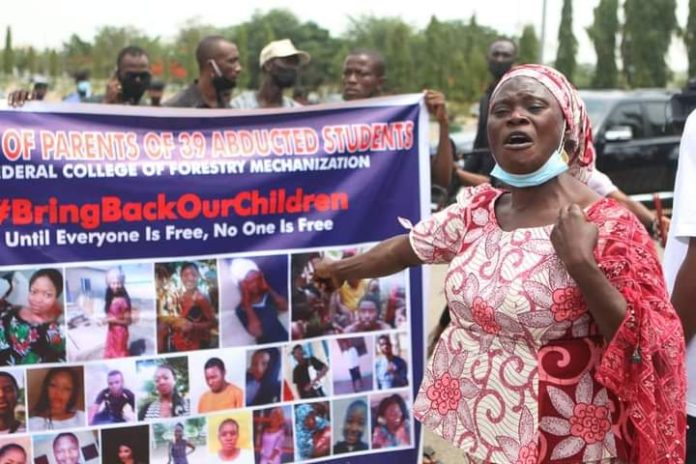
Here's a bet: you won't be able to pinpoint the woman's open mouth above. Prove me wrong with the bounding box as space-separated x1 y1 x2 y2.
503 131 534 149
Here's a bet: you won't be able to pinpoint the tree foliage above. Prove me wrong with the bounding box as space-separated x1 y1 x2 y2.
518 25 539 65
686 0 696 78
555 0 578 82
622 0 677 87
3 26 13 75
587 0 619 88
0 7 684 100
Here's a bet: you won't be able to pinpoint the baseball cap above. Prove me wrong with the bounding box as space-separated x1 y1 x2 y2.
259 39 311 68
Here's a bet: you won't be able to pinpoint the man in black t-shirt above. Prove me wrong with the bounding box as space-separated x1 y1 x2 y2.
88 370 135 424
459 38 518 188
292 345 328 399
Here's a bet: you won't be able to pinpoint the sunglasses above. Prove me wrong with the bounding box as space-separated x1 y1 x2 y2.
123 71 151 81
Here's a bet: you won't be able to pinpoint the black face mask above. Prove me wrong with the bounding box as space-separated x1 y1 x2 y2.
488 61 513 80
212 74 236 93
272 68 297 88
209 60 236 94
119 72 151 104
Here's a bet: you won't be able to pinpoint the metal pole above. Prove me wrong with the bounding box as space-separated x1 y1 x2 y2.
539 0 548 63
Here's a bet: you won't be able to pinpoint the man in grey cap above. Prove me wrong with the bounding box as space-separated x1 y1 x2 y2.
231 38 310 109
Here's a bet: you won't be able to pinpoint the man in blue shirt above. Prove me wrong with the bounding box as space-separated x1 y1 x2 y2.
375 335 408 389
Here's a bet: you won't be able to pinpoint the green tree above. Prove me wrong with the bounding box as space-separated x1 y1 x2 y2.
686 0 696 77
587 0 619 88
423 16 448 91
3 26 14 75
171 19 219 83
91 26 154 78
48 50 59 77
232 25 251 89
345 16 418 93
62 34 93 76
518 25 540 65
555 0 578 81
26 47 37 74
622 0 677 87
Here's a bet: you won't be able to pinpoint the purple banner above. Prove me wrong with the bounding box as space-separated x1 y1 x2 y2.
0 96 428 464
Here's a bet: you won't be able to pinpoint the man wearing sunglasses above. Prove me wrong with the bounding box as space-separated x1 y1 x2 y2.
102 45 152 105
7 45 151 107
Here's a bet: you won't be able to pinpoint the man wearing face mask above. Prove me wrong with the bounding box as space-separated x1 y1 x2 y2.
8 49 150 107
230 38 310 109
102 46 151 105
165 35 242 108
63 70 91 103
461 37 518 186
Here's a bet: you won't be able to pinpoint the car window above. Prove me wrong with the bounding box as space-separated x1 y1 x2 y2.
605 103 645 139
582 96 613 129
644 101 678 136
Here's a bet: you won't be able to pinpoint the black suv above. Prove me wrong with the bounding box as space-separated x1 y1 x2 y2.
580 89 680 195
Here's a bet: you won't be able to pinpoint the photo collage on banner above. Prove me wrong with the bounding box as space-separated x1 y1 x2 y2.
0 247 414 463
0 94 426 463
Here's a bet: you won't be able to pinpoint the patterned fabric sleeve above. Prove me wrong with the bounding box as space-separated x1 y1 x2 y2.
592 204 686 464
409 184 498 264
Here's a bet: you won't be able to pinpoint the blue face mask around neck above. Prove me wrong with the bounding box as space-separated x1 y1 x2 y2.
490 123 568 188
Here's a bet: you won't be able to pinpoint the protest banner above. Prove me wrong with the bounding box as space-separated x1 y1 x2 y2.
0 94 429 464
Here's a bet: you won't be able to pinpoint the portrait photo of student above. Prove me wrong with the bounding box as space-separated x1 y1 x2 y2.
26 367 85 432
151 418 206 464
101 425 149 464
207 411 254 463
284 341 330 401
136 357 190 421
219 256 289 347
370 392 412 449
245 348 281 407
0 268 66 365
375 333 410 390
0 369 26 434
294 402 331 461
32 431 100 464
84 360 136 425
188 351 244 414
330 337 373 395
0 436 31 464
252 406 293 464
64 264 156 361
332 397 370 455
155 260 219 354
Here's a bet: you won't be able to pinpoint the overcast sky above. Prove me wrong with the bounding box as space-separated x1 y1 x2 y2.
1 0 690 71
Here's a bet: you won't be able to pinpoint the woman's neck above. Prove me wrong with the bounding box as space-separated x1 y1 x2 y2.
21 305 57 323
507 175 571 212
48 408 73 420
497 173 597 230
219 448 240 460
386 422 401 434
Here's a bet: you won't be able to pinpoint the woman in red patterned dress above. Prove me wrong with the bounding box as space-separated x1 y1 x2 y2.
314 65 686 463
